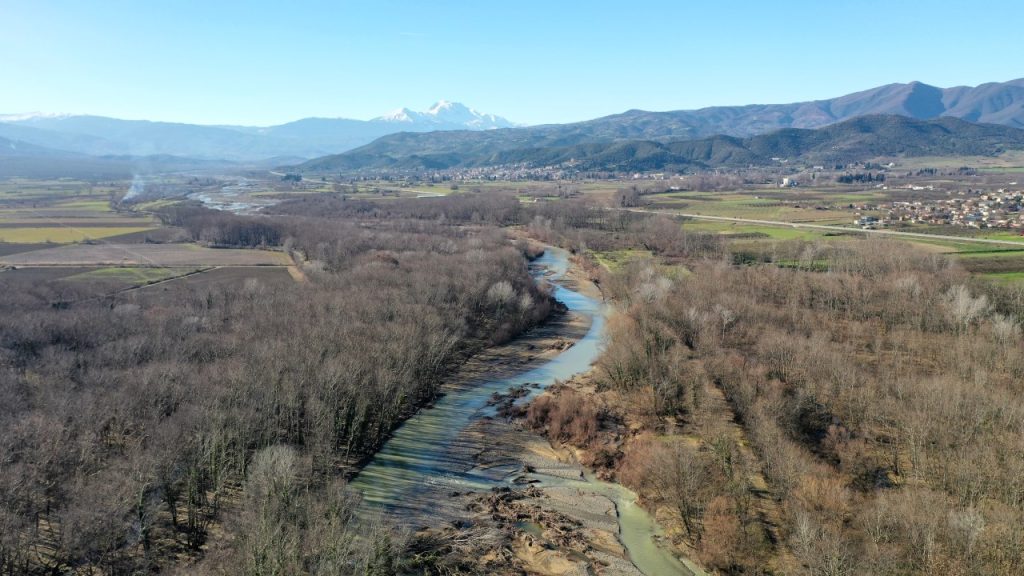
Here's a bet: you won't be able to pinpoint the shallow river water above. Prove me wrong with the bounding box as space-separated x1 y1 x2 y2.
349 247 697 575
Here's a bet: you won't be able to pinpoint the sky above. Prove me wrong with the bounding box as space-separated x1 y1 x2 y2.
1 0 1022 127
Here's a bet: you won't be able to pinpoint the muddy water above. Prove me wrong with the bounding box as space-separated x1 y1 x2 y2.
349 246 695 575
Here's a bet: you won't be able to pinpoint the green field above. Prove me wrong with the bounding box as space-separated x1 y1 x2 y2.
981 271 1024 283
592 249 653 270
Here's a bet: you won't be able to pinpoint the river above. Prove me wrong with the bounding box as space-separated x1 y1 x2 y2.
349 246 698 575
189 178 280 214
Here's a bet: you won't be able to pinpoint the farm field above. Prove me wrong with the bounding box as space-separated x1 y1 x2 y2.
0 178 159 241
0 266 97 283
680 218 849 241
149 265 294 288
645 190 882 225
0 176 307 307
0 243 292 267
0 226 156 243
896 150 1024 172
0 264 296 303
127 266 298 302
673 210 1024 282
63 266 201 284
0 242 51 256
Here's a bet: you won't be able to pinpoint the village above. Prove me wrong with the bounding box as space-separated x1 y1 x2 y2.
857 185 1024 230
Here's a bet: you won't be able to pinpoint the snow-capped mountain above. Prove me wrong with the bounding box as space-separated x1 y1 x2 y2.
374 101 515 129
378 108 418 123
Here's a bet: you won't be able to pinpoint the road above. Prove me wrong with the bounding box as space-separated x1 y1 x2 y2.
624 209 1024 248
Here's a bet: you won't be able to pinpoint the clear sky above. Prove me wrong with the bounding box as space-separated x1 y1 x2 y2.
2 0 1022 126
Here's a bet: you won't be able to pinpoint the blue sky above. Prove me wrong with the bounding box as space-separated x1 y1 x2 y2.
2 0 1022 126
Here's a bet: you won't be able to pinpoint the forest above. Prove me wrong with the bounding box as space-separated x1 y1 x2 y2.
0 201 554 574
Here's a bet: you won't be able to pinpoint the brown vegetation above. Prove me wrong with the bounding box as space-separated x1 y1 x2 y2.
578 237 1024 574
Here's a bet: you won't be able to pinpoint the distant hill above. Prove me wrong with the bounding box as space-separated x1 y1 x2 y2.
0 102 515 161
0 135 237 179
570 78 1024 139
296 115 1024 173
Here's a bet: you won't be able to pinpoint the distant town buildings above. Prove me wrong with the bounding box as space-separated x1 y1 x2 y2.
878 188 1024 229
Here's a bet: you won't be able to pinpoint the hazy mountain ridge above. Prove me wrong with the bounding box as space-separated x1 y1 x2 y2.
0 133 246 178
0 102 514 161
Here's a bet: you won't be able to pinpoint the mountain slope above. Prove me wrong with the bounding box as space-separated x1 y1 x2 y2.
296 115 1024 173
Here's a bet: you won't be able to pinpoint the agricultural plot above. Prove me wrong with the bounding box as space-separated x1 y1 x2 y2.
0 243 292 267
2 262 297 304
128 266 297 302
0 242 50 256
0 226 155 243
896 150 1024 172
0 179 159 241
0 266 97 283
680 218 859 241
647 190 877 225
63 266 200 285
0 266 130 302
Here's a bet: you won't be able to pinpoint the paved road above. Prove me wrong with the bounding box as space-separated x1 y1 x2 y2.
625 209 1024 248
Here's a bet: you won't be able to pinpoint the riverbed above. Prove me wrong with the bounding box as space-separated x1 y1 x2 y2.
349 246 697 575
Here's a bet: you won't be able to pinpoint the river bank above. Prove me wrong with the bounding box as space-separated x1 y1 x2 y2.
460 406 705 576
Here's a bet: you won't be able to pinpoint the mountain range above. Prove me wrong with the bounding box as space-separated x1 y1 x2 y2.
296 78 1024 172
295 115 1024 173
0 102 515 162
3 79 1024 174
